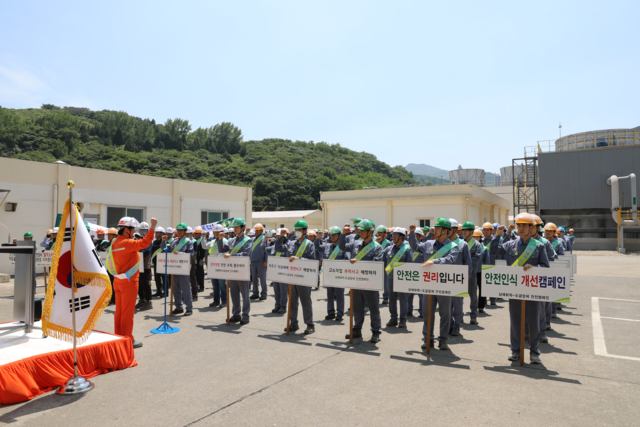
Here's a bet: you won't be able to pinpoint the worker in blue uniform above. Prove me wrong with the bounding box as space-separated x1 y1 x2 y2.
315 226 351 321
383 228 413 328
217 218 252 325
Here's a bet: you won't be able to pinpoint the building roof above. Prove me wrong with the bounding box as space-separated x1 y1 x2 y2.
252 210 318 219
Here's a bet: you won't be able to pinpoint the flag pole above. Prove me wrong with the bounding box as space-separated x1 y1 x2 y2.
151 250 179 334
57 180 94 395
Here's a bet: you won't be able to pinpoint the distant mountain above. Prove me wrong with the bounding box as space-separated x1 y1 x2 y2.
405 163 450 179
414 174 450 186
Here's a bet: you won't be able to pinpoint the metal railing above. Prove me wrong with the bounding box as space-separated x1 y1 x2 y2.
526 131 640 156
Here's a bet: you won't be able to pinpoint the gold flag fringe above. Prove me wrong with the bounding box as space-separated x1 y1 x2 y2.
42 200 113 344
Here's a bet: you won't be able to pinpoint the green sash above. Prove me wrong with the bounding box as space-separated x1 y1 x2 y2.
196 237 202 246
428 241 457 261
295 239 310 257
230 235 250 254
328 245 341 260
208 238 228 255
381 239 389 248
172 237 189 254
167 237 175 244
511 238 538 267
551 239 561 249
467 238 475 250
355 240 379 260
412 252 420 261
251 235 264 251
151 248 163 261
385 244 409 274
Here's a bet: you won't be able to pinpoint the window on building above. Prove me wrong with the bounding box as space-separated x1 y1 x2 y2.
419 219 431 228
280 224 284 228
107 207 145 228
201 211 229 225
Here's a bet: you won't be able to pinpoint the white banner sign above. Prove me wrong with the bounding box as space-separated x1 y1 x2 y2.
393 264 468 297
482 266 570 303
267 257 319 287
8 250 54 268
321 259 384 291
156 253 191 276
206 256 250 281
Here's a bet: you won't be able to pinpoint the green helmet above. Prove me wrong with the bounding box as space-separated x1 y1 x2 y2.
329 226 342 235
294 220 308 229
231 218 246 227
434 217 452 229
376 225 387 233
422 226 430 233
461 221 475 231
24 232 33 238
354 217 362 225
357 219 375 231
176 222 188 230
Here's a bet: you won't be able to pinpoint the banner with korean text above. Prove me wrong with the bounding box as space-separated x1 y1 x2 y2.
207 256 250 281
393 264 468 297
481 266 570 303
267 257 319 287
9 250 54 268
321 259 384 291
157 253 191 276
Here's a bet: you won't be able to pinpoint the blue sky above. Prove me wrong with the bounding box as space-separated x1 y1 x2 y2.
1 1 638 174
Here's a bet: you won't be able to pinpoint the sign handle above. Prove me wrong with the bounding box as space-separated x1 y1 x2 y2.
226 280 230 326
169 275 174 316
520 300 525 366
426 295 432 354
43 267 48 294
349 289 353 344
286 284 293 335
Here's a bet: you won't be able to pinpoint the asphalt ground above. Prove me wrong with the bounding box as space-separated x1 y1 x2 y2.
1 255 640 426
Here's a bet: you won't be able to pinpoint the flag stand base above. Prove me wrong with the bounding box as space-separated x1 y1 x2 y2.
56 376 94 395
151 322 179 334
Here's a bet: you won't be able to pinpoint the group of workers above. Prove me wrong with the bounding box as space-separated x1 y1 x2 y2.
28 214 575 361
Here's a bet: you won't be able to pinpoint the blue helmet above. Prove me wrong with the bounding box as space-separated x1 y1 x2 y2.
558 227 566 232
492 223 500 229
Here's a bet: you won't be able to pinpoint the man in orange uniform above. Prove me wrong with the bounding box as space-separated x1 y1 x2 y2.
110 216 157 348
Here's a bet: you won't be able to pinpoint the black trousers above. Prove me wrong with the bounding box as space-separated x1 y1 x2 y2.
190 264 198 298
108 272 115 303
477 272 486 309
195 263 205 291
138 269 152 301
154 268 165 294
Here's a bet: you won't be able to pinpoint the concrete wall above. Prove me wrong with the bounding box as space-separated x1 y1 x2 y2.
0 157 252 274
252 210 323 232
572 238 640 251
319 185 511 229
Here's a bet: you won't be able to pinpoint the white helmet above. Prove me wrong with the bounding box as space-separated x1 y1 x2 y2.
213 223 224 232
118 216 141 229
248 229 255 236
449 218 459 228
223 228 229 233
166 227 174 234
187 227 194 233
52 227 59 233
392 227 406 236
415 228 424 236
139 221 150 230
271 230 276 235
155 226 165 233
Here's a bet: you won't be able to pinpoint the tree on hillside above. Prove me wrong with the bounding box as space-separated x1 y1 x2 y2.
211 122 242 155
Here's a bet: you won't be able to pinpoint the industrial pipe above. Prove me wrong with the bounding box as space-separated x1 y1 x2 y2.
606 174 637 225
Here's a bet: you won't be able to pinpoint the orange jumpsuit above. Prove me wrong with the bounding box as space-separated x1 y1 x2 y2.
111 231 154 341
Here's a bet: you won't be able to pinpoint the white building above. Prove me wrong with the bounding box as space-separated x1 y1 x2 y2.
0 157 252 274
251 210 323 232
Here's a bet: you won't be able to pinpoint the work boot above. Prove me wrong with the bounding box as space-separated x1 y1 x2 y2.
135 300 144 309
304 324 315 335
240 318 250 325
540 334 548 343
386 318 398 327
421 339 435 349
184 310 193 316
210 301 220 308
546 323 551 331
478 308 485 314
132 340 143 348
144 301 153 310
173 308 184 315
230 315 241 323
250 294 259 300
259 296 267 300
450 325 460 336
470 318 478 325
271 307 280 313
398 319 407 328
335 315 343 322
382 298 389 305
285 324 300 332
438 338 449 350
277 308 286 314
407 311 413 317
370 332 381 343
530 353 541 364
346 329 363 339
220 303 227 308
325 313 336 320
193 296 198 302
508 351 520 361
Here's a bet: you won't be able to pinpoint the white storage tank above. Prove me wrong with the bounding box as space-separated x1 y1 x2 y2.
449 167 485 185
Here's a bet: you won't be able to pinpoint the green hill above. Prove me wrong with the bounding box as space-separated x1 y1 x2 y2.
405 163 450 178
0 105 418 210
